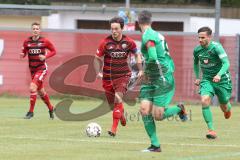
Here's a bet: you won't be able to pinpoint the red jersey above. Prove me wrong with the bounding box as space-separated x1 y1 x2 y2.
22 36 56 73
96 35 137 80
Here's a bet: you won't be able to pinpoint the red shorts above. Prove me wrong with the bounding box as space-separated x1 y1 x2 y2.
102 76 130 105
31 70 48 90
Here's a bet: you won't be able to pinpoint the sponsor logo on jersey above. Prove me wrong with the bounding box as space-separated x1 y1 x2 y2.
110 51 127 58
29 49 42 54
38 43 43 47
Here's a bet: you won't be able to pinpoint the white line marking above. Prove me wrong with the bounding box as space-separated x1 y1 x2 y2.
177 152 240 160
0 135 240 148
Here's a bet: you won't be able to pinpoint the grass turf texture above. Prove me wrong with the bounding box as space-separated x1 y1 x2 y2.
0 97 239 160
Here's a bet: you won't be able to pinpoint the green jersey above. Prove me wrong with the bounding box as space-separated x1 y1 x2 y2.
193 41 230 80
141 27 174 78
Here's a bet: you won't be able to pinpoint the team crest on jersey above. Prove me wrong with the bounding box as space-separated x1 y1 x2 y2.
120 41 130 51
208 51 212 54
122 43 127 49
203 59 209 64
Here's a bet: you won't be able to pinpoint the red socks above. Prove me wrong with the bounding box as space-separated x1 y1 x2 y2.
40 94 53 111
111 103 124 133
29 92 37 112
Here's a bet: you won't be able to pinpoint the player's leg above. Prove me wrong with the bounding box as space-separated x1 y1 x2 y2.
34 70 54 119
140 100 161 152
214 82 232 119
102 80 117 136
114 76 131 127
200 80 216 139
108 76 130 136
38 87 54 119
25 82 38 119
153 74 187 121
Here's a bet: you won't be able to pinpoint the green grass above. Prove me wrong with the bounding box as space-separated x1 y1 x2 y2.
0 97 240 160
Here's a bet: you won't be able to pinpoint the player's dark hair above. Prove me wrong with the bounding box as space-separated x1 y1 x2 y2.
138 10 152 25
198 27 212 35
31 22 40 27
110 17 124 29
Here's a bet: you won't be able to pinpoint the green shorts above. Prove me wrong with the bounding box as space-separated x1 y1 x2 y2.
199 78 232 104
139 73 175 107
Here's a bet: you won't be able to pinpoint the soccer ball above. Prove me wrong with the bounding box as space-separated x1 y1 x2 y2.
85 122 102 137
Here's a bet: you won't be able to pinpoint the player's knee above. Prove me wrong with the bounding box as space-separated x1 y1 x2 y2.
140 108 150 116
38 90 45 97
29 85 37 93
113 108 122 119
154 115 164 121
201 96 211 106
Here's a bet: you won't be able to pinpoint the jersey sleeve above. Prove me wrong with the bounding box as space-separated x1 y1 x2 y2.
96 40 105 57
45 39 56 59
215 43 230 76
129 39 138 54
215 43 228 59
193 48 200 79
21 40 28 57
146 41 157 61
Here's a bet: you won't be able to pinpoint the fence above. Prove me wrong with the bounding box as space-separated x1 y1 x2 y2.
0 29 238 102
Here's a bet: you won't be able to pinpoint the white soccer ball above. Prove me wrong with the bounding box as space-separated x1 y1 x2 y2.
86 122 102 137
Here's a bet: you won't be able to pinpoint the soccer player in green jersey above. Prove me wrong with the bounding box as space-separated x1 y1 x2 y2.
193 26 232 139
138 10 188 152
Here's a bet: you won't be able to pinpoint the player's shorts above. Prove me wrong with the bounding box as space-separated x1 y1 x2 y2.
31 70 48 90
199 77 232 104
139 73 175 107
102 76 130 105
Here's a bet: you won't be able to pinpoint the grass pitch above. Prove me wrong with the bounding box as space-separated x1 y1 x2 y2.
0 97 239 160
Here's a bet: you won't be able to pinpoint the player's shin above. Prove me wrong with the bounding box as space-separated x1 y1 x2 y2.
111 103 123 134
142 114 160 147
202 106 214 130
29 91 37 112
40 93 53 111
163 106 181 119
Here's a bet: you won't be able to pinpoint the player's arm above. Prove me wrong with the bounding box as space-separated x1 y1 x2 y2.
193 49 200 86
94 55 103 78
216 44 230 76
45 40 56 58
146 40 164 80
131 41 143 76
20 40 27 59
213 44 230 82
39 39 56 61
94 41 105 78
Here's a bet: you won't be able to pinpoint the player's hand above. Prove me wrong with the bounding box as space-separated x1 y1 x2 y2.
136 70 144 84
142 74 150 84
96 72 103 79
194 79 200 86
19 53 25 59
213 75 221 83
39 55 46 61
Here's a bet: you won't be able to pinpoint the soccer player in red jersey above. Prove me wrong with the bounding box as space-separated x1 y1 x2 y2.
20 22 56 119
94 17 143 136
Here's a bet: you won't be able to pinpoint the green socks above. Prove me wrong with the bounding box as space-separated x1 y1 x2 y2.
202 106 214 130
163 105 181 119
227 102 232 111
142 115 160 147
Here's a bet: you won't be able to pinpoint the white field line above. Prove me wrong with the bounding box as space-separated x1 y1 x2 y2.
0 135 240 148
176 152 240 160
